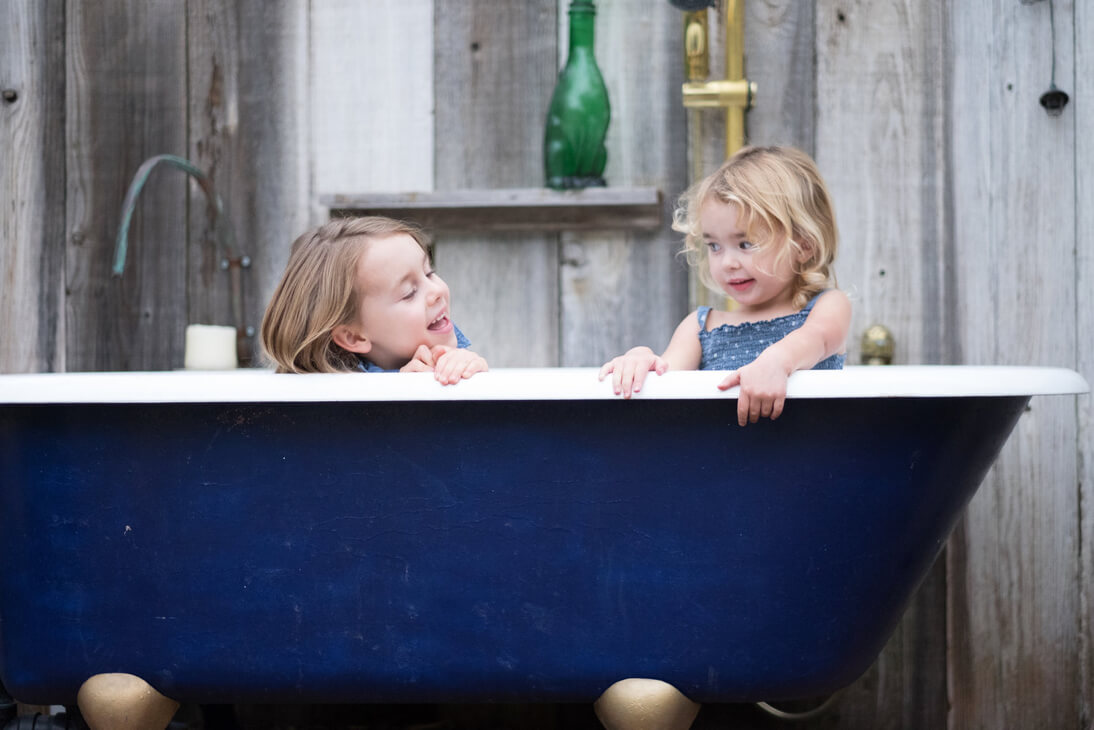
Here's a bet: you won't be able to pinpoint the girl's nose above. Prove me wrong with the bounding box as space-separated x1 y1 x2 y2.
426 276 447 303
722 252 742 270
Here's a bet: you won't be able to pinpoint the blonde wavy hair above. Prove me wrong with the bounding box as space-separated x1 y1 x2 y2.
259 216 432 373
673 145 839 309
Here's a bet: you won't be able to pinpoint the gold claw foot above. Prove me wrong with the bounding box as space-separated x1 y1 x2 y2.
77 673 179 730
594 678 701 730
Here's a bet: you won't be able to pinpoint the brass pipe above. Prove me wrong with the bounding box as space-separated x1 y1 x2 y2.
680 0 754 160
682 79 753 110
683 10 709 82
683 10 709 199
722 0 746 158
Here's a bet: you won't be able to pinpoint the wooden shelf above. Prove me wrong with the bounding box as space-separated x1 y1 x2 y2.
321 187 663 232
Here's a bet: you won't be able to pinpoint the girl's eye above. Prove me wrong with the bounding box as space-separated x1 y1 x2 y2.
425 269 437 278
739 240 755 251
401 287 417 301
706 241 721 253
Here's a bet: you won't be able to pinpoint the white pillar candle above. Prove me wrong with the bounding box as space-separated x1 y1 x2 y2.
184 324 238 370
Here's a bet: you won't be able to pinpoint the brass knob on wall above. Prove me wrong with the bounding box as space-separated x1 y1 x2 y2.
861 324 894 365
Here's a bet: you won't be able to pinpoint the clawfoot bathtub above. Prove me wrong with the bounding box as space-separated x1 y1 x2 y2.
0 367 1086 730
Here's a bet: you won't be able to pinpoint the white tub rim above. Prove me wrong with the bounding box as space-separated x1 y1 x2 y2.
0 365 1086 404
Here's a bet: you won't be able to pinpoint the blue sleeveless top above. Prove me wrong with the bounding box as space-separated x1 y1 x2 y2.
698 293 845 371
355 326 471 373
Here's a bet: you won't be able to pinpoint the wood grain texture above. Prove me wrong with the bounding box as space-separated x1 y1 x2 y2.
744 0 816 151
558 0 688 367
816 0 950 367
947 0 1081 727
432 1 559 367
1077 0 1094 724
325 186 662 232
0 0 65 373
188 0 311 366
65 0 189 371
312 0 433 196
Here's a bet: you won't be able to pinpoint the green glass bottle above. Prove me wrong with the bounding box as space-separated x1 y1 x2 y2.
544 0 611 190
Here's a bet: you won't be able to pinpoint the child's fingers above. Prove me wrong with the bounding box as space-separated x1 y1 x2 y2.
630 367 651 396
770 396 785 420
400 345 435 373
460 356 488 379
433 351 487 385
614 362 638 398
717 371 741 391
414 344 436 367
598 360 616 381
434 359 461 385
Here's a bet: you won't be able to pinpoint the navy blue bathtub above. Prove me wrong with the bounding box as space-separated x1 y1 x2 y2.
0 367 1086 708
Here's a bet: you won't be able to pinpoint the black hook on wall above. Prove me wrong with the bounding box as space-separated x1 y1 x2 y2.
1021 0 1070 117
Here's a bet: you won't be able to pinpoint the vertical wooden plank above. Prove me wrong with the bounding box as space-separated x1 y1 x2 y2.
558 0 688 367
744 0 816 151
1076 1 1094 724
312 0 433 196
0 0 65 373
947 0 1080 727
813 2 950 728
816 0 950 366
432 1 559 367
188 0 311 365
65 0 188 371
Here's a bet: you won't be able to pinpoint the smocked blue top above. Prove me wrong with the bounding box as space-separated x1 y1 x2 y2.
355 326 471 373
698 292 845 371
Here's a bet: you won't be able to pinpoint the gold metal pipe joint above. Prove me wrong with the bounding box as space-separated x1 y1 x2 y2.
860 324 895 365
682 79 756 110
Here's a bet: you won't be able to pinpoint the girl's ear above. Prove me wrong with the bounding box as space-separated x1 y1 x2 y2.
795 238 814 263
331 325 372 354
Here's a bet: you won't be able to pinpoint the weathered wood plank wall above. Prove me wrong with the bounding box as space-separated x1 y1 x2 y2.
0 0 64 374
311 0 434 198
947 1 1082 727
186 0 310 362
66 0 190 371
0 1 1090 728
1078 1 1094 724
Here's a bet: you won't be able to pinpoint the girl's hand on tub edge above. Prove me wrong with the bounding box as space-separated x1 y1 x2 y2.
400 344 438 373
718 363 789 426
598 346 668 399
431 345 488 385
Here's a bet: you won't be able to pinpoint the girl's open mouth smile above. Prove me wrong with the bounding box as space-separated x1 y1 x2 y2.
428 313 452 332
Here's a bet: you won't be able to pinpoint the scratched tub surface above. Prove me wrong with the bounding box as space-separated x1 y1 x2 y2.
0 367 1086 706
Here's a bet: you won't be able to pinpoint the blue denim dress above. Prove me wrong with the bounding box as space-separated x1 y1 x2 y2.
698 292 845 371
356 326 471 373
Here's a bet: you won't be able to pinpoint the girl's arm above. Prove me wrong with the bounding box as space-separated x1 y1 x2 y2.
599 313 702 398
718 290 851 425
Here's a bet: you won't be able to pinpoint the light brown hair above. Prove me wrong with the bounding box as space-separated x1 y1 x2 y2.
259 216 431 373
673 145 840 309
